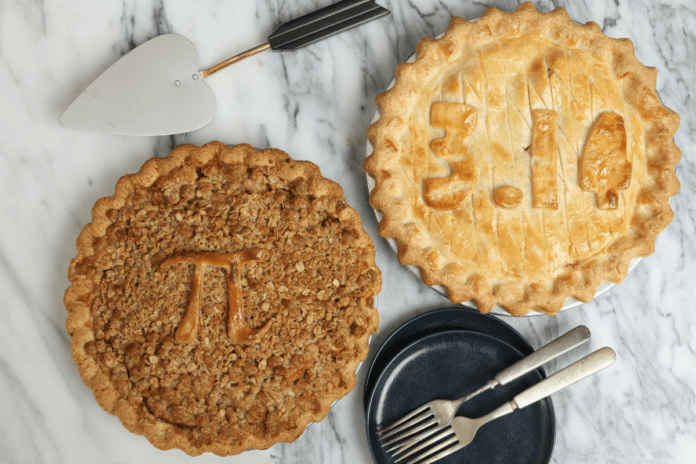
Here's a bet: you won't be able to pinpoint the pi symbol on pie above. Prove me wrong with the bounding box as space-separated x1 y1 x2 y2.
159 250 271 344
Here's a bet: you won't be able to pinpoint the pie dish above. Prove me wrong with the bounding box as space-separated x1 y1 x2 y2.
64 142 381 455
363 2 681 316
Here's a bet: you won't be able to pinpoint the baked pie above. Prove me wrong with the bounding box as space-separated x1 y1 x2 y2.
64 142 381 455
364 2 680 315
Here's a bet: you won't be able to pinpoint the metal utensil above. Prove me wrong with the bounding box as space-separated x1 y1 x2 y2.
59 0 389 136
378 325 591 445
389 347 616 464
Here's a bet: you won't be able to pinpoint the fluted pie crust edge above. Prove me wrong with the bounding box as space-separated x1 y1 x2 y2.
65 142 381 455
363 3 680 315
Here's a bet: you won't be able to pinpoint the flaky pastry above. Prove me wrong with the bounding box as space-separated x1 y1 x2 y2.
364 3 680 315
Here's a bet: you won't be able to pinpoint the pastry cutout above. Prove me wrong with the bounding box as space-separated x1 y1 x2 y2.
424 101 478 210
580 112 631 209
160 250 271 344
531 109 559 210
494 186 523 209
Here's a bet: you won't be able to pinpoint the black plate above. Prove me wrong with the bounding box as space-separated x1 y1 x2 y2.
363 307 542 410
365 329 555 464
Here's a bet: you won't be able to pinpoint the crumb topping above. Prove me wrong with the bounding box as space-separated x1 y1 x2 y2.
69 146 380 452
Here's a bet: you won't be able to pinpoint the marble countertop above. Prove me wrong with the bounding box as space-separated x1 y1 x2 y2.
1 0 695 463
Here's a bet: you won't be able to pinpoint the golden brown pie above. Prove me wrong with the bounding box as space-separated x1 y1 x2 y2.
364 2 680 316
64 142 381 455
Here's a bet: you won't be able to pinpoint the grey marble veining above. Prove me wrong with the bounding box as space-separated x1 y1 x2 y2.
1 0 695 463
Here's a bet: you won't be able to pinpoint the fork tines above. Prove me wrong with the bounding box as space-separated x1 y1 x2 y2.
383 421 446 455
378 409 463 464
391 426 463 464
377 405 435 442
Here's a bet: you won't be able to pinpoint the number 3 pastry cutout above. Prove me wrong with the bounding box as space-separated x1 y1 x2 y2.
424 102 479 210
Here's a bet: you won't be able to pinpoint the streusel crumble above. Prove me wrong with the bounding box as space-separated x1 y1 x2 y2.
65 142 381 455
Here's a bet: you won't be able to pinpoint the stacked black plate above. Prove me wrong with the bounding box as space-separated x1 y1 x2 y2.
363 307 556 464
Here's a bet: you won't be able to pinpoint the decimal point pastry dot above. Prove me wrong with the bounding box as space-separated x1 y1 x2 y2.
363 2 680 316
64 142 381 456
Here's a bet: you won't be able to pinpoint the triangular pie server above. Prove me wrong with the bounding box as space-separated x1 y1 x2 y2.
59 0 389 136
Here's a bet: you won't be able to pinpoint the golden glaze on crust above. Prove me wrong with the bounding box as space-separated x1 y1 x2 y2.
363 3 680 315
65 142 381 455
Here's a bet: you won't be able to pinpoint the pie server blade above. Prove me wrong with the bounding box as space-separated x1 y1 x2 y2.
60 35 214 136
59 0 390 136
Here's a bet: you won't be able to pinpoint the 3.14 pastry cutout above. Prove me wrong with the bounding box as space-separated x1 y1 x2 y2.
426 107 631 211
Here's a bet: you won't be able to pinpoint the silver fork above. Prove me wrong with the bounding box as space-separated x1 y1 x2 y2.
390 346 616 464
378 325 591 447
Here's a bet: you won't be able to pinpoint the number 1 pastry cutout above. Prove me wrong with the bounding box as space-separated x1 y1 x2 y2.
160 250 271 344
531 109 559 209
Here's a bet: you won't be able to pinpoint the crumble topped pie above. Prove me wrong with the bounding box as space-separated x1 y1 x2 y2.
64 142 381 456
364 2 680 315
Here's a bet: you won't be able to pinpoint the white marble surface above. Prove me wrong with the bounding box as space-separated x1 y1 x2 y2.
1 0 695 463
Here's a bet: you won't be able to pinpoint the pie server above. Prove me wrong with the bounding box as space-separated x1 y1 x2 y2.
59 0 389 136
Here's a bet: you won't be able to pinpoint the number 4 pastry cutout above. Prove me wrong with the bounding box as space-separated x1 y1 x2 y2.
579 112 631 209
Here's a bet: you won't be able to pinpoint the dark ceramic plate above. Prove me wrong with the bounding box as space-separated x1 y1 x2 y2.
363 307 543 410
365 329 555 464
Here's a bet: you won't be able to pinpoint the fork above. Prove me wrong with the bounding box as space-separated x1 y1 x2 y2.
387 346 616 464
378 325 591 447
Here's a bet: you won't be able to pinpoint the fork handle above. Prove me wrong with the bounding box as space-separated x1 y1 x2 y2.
511 347 616 410
494 325 591 386
476 347 615 427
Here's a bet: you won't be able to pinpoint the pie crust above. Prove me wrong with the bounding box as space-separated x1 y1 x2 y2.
64 142 381 455
364 2 680 316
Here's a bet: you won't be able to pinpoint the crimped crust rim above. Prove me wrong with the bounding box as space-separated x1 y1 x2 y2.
363 2 680 316
65 142 381 455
